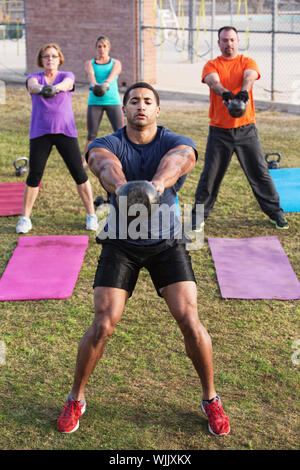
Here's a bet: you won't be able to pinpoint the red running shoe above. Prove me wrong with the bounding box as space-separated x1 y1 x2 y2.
57 397 86 433
201 396 230 436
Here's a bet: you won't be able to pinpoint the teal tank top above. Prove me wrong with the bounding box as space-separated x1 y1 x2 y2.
88 58 121 106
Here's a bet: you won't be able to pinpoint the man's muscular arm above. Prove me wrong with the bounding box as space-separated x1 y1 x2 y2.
241 69 259 93
88 147 127 194
203 72 230 96
151 145 196 194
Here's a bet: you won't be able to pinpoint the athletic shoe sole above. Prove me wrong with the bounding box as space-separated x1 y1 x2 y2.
16 224 32 234
16 229 31 234
269 219 289 230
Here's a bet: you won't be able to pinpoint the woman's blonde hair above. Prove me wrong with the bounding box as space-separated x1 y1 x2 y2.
36 43 64 67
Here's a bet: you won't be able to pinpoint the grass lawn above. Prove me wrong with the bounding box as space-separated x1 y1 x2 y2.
0 88 299 451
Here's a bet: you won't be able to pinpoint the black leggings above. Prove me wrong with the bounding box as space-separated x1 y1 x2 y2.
87 104 124 140
27 134 88 187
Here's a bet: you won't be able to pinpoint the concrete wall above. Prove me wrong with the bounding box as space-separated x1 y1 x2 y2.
25 0 156 88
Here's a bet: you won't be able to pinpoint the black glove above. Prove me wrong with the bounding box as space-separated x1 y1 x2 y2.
39 85 59 98
222 91 235 102
235 90 249 103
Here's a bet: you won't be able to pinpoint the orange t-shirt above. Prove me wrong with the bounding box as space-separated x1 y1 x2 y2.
202 54 260 128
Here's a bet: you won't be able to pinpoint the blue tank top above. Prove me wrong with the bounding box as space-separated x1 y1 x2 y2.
88 58 121 106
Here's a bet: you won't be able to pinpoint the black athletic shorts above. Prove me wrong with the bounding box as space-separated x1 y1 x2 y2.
93 239 196 297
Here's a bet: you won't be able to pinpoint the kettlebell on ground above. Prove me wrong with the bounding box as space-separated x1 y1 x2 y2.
265 152 281 169
13 157 28 176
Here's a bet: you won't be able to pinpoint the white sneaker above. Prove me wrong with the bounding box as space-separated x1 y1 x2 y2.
86 214 98 231
16 216 32 234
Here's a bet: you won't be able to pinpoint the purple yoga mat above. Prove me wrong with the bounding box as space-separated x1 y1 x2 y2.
0 235 89 301
208 236 300 300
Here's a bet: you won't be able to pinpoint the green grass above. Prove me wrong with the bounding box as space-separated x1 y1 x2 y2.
0 88 299 450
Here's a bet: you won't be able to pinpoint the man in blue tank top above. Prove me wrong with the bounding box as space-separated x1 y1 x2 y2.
57 82 230 437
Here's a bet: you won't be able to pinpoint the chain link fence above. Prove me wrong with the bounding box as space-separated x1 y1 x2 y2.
143 0 300 104
1 1 300 106
0 0 26 84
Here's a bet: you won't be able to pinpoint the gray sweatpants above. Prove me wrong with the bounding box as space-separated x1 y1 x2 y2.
192 124 283 221
87 104 124 140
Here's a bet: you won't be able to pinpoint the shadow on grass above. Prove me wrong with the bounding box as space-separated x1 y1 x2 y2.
0 218 20 234
0 397 208 450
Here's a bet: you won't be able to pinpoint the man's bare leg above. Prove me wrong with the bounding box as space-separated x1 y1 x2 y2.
162 281 216 400
70 286 129 401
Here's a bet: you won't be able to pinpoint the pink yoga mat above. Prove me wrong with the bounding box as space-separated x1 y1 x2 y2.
0 182 26 216
0 182 41 216
0 236 89 301
208 236 300 300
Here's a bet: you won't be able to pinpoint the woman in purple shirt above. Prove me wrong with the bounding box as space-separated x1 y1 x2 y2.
16 43 98 234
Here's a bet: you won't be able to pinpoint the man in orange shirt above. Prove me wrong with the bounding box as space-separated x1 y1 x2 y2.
192 26 288 230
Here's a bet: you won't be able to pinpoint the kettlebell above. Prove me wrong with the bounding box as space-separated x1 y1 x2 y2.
94 196 107 208
13 157 28 176
225 99 247 118
265 152 281 169
117 180 162 219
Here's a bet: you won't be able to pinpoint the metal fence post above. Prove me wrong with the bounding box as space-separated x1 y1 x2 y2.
230 0 234 26
211 0 215 59
271 0 278 101
188 0 195 63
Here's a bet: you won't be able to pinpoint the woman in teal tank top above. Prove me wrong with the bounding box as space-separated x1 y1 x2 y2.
82 36 124 167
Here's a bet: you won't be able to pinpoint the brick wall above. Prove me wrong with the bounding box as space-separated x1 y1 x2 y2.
141 0 156 84
25 0 156 88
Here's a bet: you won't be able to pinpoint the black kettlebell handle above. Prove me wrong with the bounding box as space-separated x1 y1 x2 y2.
13 157 28 176
265 152 281 163
13 157 28 169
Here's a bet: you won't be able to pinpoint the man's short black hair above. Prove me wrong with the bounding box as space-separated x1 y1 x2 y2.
123 82 160 106
218 26 238 39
